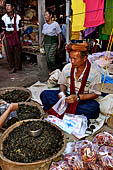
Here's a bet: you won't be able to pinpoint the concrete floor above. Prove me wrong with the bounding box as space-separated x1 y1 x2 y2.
0 54 49 88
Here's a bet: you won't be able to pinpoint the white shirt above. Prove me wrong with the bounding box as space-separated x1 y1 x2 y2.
42 21 61 36
2 13 21 31
58 62 101 95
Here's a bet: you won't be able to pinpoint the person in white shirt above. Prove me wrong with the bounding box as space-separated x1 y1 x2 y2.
1 0 22 74
41 9 61 73
40 42 101 119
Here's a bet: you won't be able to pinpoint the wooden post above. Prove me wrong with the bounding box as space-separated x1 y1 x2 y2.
37 0 45 45
66 0 70 62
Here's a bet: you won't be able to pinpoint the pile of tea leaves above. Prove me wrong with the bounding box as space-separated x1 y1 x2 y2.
0 90 30 103
3 104 42 129
3 121 64 163
17 104 41 120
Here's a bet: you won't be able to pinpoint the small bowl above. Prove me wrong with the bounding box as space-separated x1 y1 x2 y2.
29 127 43 137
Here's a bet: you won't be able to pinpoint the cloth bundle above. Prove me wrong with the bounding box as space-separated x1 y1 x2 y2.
47 69 61 88
65 42 89 52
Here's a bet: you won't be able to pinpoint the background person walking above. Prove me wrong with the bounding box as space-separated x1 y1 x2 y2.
41 9 61 73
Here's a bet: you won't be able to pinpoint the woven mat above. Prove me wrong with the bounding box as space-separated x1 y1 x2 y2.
27 81 59 105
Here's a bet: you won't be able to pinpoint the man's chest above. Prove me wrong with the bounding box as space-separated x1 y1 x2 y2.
4 17 14 27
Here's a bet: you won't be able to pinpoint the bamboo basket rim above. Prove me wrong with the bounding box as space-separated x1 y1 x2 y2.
0 119 66 166
100 110 113 117
18 101 46 119
107 117 113 129
0 87 32 102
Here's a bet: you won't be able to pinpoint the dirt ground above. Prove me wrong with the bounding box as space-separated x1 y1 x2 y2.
0 54 49 88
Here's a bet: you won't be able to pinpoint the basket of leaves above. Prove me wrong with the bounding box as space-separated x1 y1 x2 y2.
3 101 46 129
0 87 32 103
0 119 66 170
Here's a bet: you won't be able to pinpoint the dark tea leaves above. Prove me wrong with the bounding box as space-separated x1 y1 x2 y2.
3 121 64 163
0 90 30 103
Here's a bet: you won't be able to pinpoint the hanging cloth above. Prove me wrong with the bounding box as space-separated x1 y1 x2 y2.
83 0 105 27
71 0 86 32
47 60 91 119
99 25 108 40
102 0 113 35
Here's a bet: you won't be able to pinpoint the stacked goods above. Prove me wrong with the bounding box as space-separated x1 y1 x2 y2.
49 131 113 170
22 45 40 53
0 120 66 170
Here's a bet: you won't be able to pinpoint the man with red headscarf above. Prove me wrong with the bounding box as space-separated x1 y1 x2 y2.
40 42 101 119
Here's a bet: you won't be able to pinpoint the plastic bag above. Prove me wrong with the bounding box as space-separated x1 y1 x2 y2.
99 155 113 169
72 140 98 164
40 47 45 55
49 160 71 170
47 69 61 88
92 131 113 146
63 142 75 155
98 145 113 155
64 153 84 170
98 145 113 168
87 163 104 170
99 94 113 115
0 54 3 59
51 96 68 116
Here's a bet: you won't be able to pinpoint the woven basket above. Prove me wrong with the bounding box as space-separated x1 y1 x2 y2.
0 87 32 103
18 101 46 120
93 83 113 94
0 119 66 170
107 116 113 129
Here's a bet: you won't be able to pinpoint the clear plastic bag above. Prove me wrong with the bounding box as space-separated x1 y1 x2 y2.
87 163 104 170
73 140 98 164
98 145 113 169
64 153 84 170
49 160 71 170
92 131 113 146
52 96 68 116
99 155 113 169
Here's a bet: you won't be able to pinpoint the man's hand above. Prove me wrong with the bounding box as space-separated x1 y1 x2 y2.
58 92 66 99
58 44 60 49
9 103 18 112
65 42 72 52
58 94 62 99
66 95 77 103
58 91 66 99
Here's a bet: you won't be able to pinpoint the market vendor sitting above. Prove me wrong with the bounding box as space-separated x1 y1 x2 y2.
0 100 18 128
40 42 101 119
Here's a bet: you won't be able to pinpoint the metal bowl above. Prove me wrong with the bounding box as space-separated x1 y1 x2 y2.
29 127 43 137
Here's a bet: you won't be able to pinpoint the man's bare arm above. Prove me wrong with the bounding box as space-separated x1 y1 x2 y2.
66 93 99 103
0 103 18 128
